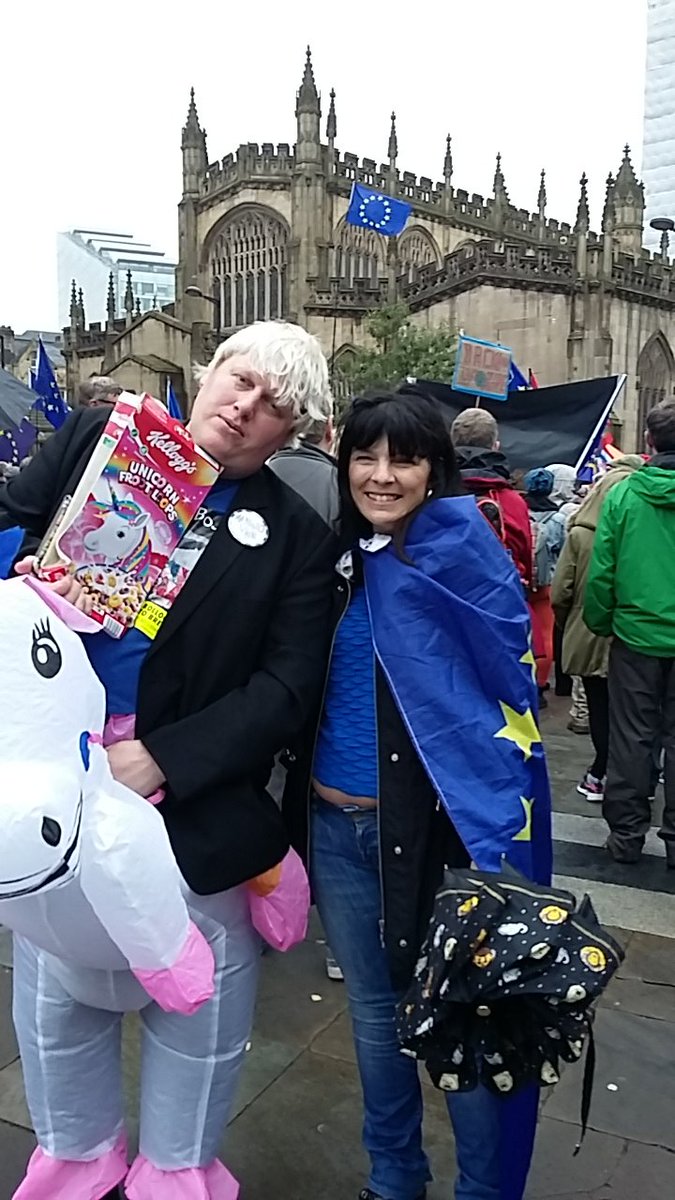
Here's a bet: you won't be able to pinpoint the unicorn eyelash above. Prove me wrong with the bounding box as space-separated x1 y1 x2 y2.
32 618 53 643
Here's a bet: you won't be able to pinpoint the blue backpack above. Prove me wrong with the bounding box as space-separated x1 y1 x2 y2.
531 510 566 588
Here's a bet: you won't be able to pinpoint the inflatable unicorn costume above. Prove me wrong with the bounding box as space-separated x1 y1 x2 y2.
0 529 308 1200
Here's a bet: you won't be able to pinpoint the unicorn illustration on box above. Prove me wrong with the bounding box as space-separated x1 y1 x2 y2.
83 492 152 579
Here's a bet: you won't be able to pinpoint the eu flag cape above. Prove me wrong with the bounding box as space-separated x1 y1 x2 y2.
362 495 553 1200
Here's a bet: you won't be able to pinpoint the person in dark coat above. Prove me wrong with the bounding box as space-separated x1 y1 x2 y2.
269 413 345 983
268 414 339 531
0 321 336 1200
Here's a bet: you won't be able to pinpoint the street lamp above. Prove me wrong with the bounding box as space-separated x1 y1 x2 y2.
184 285 221 332
650 216 675 261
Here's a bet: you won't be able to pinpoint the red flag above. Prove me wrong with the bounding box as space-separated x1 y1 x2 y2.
528 369 540 389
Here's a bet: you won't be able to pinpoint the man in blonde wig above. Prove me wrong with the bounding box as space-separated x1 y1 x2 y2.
0 321 336 1200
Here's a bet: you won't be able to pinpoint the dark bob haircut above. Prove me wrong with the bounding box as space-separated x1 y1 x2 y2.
337 390 463 545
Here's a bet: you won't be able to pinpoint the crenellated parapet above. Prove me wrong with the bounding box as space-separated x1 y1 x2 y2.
305 276 390 314
202 143 295 196
64 319 124 353
399 239 575 310
398 232 675 313
611 250 675 305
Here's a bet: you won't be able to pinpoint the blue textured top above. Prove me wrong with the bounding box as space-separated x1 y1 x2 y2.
313 583 379 799
84 480 240 714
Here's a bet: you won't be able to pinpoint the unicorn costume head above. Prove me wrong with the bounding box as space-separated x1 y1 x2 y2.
0 529 214 1014
0 585 98 899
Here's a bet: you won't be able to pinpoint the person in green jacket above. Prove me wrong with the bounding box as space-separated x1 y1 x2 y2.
584 401 675 866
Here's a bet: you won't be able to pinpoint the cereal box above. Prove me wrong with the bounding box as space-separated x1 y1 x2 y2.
36 393 221 637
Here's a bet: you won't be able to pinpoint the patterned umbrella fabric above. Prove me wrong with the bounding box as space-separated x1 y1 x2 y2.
396 867 624 1104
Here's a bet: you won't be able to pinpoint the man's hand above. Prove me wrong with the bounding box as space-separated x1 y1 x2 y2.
15 556 93 615
106 739 165 798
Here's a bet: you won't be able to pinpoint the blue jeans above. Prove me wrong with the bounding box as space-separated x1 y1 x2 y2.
311 798 501 1200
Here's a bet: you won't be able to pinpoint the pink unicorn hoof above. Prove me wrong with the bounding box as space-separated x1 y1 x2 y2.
133 922 215 1014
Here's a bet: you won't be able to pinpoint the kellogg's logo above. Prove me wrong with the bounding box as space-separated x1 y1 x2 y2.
146 431 196 475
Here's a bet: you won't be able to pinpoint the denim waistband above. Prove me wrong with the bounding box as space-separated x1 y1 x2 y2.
311 789 378 818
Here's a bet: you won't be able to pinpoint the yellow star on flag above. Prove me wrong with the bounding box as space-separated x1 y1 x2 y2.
513 797 534 842
520 646 537 683
494 701 541 760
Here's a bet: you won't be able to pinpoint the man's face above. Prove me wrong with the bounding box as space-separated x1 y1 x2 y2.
188 355 295 476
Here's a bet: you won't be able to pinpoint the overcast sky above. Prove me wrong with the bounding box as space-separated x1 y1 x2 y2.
1 0 648 333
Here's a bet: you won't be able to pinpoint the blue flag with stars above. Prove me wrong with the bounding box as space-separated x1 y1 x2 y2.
508 360 529 392
0 418 36 466
362 496 551 883
166 380 183 422
362 496 553 1200
33 339 70 430
346 182 412 237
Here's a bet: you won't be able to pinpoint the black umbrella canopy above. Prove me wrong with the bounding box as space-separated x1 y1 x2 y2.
397 868 624 1099
399 376 626 474
0 369 37 428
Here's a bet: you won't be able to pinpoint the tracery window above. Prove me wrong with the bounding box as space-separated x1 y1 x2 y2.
398 228 441 281
333 222 386 286
637 332 675 444
208 208 288 328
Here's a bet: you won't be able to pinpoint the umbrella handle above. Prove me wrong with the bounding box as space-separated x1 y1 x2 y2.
573 1023 596 1156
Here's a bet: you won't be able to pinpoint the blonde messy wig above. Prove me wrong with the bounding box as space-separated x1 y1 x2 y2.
194 321 334 437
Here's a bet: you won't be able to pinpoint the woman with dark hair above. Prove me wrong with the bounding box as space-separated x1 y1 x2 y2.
285 392 552 1200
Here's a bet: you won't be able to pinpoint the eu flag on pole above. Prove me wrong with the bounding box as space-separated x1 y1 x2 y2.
346 182 412 237
33 339 69 429
508 360 529 391
166 380 183 422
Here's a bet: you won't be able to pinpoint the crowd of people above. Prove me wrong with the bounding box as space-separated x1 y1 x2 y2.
0 320 668 1200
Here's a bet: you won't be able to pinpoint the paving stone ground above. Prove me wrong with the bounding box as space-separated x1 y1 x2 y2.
1 696 673 1199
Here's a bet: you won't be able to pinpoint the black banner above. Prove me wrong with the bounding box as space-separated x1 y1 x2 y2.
399 376 625 474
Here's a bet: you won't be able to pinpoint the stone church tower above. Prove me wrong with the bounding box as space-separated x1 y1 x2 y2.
64 49 675 450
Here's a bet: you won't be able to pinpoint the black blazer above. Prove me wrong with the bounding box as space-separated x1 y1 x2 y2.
0 409 336 894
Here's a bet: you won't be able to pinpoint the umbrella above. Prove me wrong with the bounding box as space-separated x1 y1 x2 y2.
396 867 624 1137
0 369 38 429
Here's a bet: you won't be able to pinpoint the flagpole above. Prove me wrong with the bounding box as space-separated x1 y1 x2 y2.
330 277 338 389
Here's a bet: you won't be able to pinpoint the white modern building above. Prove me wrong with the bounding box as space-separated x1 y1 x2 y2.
642 0 675 246
57 231 176 329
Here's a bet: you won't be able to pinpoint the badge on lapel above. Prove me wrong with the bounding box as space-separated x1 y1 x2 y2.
227 509 269 548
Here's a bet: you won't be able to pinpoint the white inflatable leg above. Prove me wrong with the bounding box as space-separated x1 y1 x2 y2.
12 935 125 1159
136 886 260 1169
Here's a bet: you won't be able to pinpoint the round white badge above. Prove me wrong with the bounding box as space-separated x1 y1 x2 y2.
227 509 269 548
